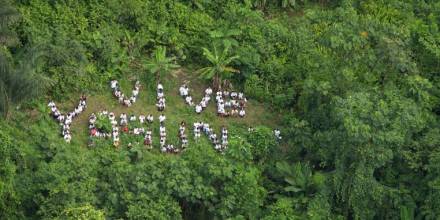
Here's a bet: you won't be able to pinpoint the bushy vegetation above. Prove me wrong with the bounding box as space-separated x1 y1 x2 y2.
1 0 440 219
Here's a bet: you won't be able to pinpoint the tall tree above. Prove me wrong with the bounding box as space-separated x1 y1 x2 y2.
0 1 51 119
143 46 180 82
197 45 239 90
0 0 19 46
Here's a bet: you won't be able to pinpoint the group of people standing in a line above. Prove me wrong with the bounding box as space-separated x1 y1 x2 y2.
48 96 87 143
111 80 141 107
49 80 281 146
193 122 229 152
179 84 213 114
156 83 166 111
89 110 156 148
179 83 247 117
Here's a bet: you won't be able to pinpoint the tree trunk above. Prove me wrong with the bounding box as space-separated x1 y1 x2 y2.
213 73 220 91
2 88 10 120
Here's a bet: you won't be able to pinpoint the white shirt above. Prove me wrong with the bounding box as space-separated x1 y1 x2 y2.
130 96 136 103
159 115 166 123
58 115 65 121
239 110 245 116
111 80 118 89
139 115 145 123
195 105 202 113
205 88 212 95
238 92 244 99
157 91 164 98
201 101 207 108
157 84 163 90
179 86 186 96
147 115 153 122
133 129 140 135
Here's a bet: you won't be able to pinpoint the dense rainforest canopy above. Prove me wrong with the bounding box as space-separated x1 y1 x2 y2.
1 0 440 219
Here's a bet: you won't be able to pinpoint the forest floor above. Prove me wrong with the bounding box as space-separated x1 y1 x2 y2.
56 70 282 148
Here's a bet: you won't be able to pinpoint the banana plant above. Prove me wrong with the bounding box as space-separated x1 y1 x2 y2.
143 46 180 82
197 45 239 90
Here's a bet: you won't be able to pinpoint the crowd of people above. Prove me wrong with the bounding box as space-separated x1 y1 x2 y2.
158 115 179 153
179 84 214 114
216 91 247 117
110 80 141 107
48 95 87 143
193 122 228 152
50 81 279 147
89 111 157 147
88 111 115 145
180 84 248 116
156 83 166 111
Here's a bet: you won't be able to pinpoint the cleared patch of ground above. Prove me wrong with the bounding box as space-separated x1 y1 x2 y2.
57 70 281 148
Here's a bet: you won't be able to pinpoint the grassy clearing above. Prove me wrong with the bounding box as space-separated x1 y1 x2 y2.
57 70 281 148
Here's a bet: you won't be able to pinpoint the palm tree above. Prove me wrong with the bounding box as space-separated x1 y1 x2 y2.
0 0 19 46
0 1 52 119
197 45 240 90
0 0 20 119
143 46 180 82
0 49 53 119
276 161 315 196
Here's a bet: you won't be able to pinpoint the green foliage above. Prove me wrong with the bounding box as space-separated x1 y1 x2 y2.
57 204 105 220
198 44 240 89
95 114 112 133
1 0 440 219
0 126 20 219
262 198 299 220
143 46 180 82
246 126 278 163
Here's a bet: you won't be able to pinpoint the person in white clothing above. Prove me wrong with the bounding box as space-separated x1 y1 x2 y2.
133 128 140 135
195 104 202 114
157 83 164 91
120 113 127 125
159 114 166 124
132 89 139 97
64 134 72 143
239 109 245 117
147 114 154 123
157 90 164 99
58 114 65 122
205 87 213 96
179 85 188 97
139 115 146 124
110 80 118 89
201 100 207 109
48 101 55 108
274 129 282 140
238 92 244 100
185 96 193 106
130 96 136 104
109 112 115 121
